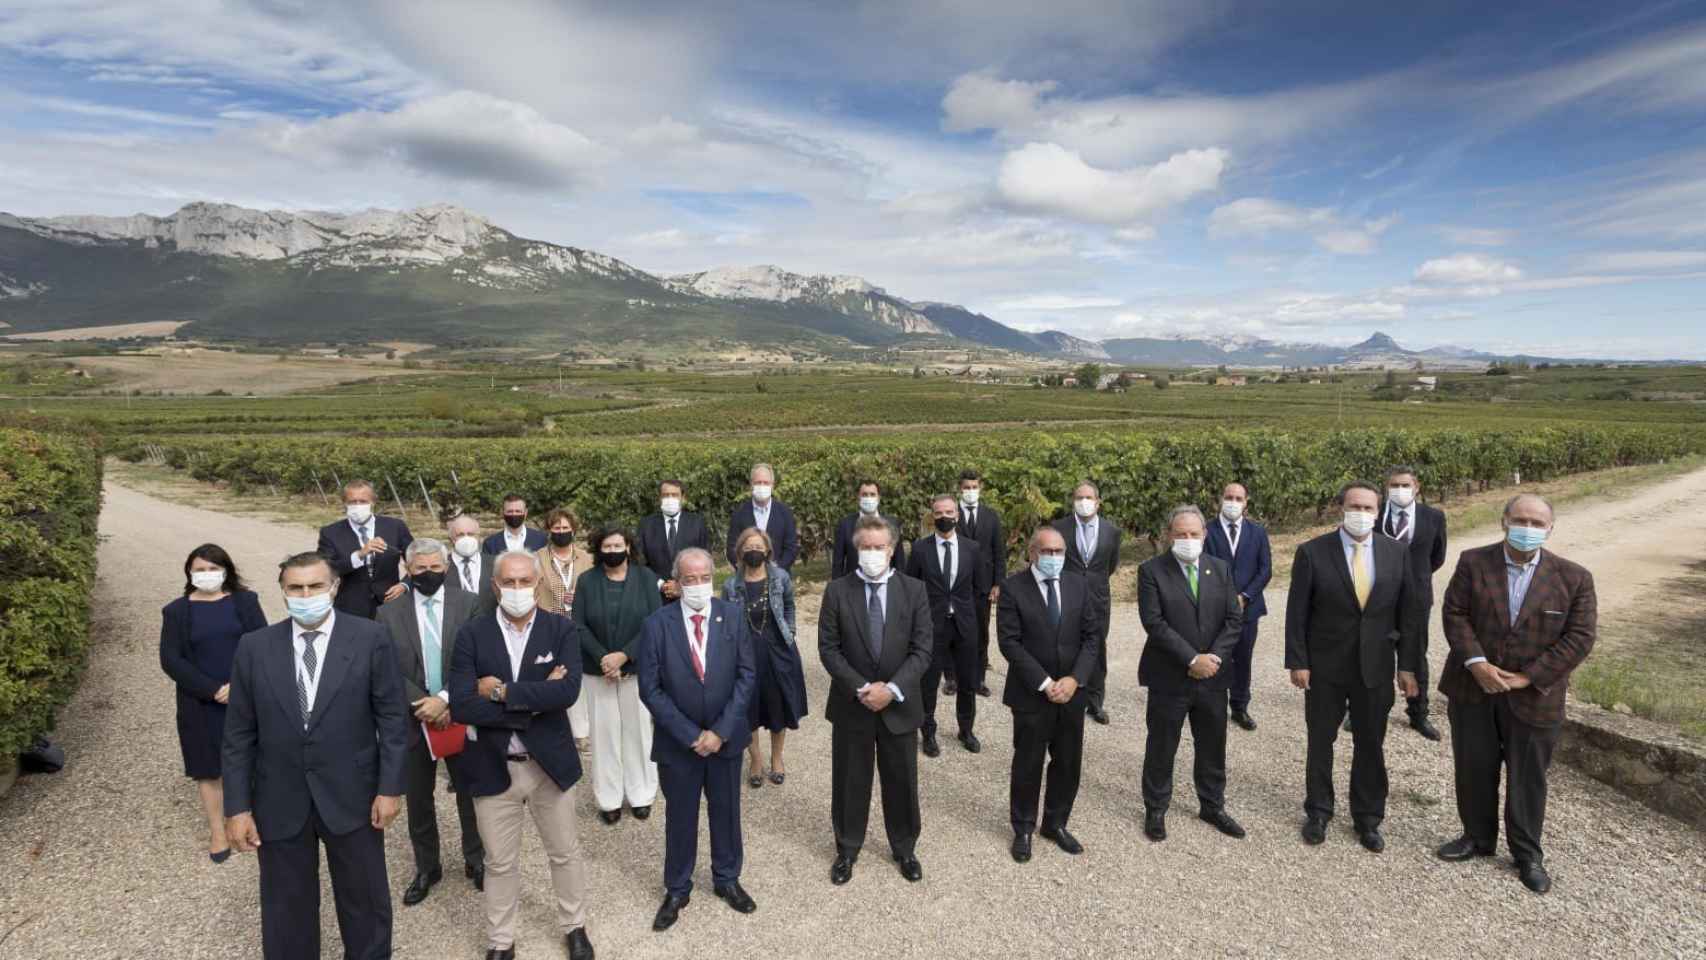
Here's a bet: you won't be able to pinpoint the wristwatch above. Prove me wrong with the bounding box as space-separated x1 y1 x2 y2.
489 682 506 703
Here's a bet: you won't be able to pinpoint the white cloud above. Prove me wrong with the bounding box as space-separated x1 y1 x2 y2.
1578 250 1706 272
1208 198 1394 255
1414 253 1524 286
994 294 1123 311
996 142 1227 225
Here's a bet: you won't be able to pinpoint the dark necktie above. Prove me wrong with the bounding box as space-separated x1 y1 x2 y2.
667 516 678 553
298 630 320 729
1390 509 1408 539
866 584 885 661
940 540 953 591
356 523 370 546
967 506 976 529
460 556 475 591
1046 578 1060 627
1227 521 1239 555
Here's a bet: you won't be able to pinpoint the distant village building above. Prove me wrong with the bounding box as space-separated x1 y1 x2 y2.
1215 375 1248 387
1061 376 1080 388
1416 376 1438 391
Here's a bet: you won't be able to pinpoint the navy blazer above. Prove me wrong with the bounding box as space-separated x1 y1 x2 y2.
1203 516 1274 619
906 533 990 638
482 527 548 556
830 512 906 579
635 599 756 766
221 615 410 838
317 514 413 617
448 609 584 797
639 511 711 580
160 590 268 700
727 499 800 571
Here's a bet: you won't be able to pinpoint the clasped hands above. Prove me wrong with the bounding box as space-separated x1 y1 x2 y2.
1468 661 1532 695
1041 676 1078 704
1188 654 1222 680
691 729 724 756
856 682 895 711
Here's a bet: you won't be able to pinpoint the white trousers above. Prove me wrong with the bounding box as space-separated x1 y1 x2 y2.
568 692 589 740
586 674 658 811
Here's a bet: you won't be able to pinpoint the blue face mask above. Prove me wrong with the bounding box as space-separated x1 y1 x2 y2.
1036 554 1065 578
286 592 334 626
1506 525 1548 553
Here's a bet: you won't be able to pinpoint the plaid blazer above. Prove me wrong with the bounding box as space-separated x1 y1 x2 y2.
1439 542 1597 727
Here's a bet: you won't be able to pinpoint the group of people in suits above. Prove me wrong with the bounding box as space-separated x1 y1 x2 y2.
158 463 1601 959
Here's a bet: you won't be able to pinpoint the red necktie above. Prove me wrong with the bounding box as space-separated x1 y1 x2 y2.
689 614 706 682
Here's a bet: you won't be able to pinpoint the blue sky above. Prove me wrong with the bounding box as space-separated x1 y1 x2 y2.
2 0 1705 357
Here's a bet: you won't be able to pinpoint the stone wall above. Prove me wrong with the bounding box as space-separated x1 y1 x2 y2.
1559 698 1706 832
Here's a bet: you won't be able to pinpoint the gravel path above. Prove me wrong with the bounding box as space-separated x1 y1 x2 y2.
2 474 1704 959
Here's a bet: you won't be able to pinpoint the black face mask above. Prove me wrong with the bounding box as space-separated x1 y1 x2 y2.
599 550 627 568
549 531 575 548
411 570 446 595
504 514 526 529
742 550 768 569
934 516 956 533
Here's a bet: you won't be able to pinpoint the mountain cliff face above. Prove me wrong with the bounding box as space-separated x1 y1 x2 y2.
667 265 943 335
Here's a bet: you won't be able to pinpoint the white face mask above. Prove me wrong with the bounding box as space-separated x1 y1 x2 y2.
499 587 536 618
190 569 226 593
681 582 713 611
751 484 773 503
960 488 980 507
858 548 890 579
1171 537 1204 563
1074 498 1098 519
660 496 681 516
1220 500 1245 521
452 535 481 558
346 502 373 525
858 496 880 514
1342 510 1377 537
1387 487 1416 508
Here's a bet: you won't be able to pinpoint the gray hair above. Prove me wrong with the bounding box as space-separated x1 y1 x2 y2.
1072 478 1100 499
673 546 715 579
492 549 542 581
929 492 958 510
446 513 480 535
1503 492 1555 520
750 462 776 483
342 478 375 500
1165 504 1206 534
852 513 896 549
405 537 447 563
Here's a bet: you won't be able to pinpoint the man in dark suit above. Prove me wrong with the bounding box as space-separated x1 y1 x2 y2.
831 479 905 579
818 514 934 885
446 513 497 619
635 548 758 931
1051 480 1122 725
1285 480 1422 853
1203 481 1272 732
222 551 408 960
1137 506 1247 842
905 493 991 757
1382 465 1449 741
376 538 485 905
947 469 1004 698
317 479 413 619
482 493 547 555
998 526 1098 863
1437 493 1596 895
726 462 800 572
449 550 595 960
639 478 710 601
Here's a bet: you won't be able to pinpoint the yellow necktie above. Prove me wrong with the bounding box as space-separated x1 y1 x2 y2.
1351 540 1370 609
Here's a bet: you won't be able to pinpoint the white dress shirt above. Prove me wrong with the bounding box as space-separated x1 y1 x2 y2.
752 498 772 532
1384 501 1416 542
1338 526 1377 592
414 587 449 701
293 610 336 715
497 610 536 756
503 526 528 552
852 568 904 703
348 517 372 569
933 533 959 613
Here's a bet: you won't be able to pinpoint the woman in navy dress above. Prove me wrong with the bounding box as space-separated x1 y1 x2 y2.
723 527 808 788
159 543 266 862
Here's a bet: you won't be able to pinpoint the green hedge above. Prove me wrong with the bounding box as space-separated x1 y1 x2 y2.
117 422 1705 567
0 427 104 757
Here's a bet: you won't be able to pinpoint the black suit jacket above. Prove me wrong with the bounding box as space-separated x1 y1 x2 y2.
905 534 990 638
956 503 1006 595
376 586 477 751
1284 530 1422 689
996 569 1098 710
830 512 906 579
448 609 585 797
221 614 410 838
318 515 413 618
727 499 800 571
482 527 547 556
1379 499 1448 608
639 511 710 579
1137 553 1243 694
636 599 756 765
817 572 934 735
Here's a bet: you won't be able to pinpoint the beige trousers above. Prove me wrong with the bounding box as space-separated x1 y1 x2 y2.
472 758 588 949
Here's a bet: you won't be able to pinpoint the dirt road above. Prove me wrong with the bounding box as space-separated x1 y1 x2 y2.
1 472 1703 959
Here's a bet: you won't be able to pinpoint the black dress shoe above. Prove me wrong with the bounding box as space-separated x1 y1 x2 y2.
1011 833 1032 863
921 733 941 758
566 926 594 960
1230 709 1257 731
1518 861 1552 894
652 894 689 932
1039 825 1083 855
1409 716 1442 741
402 867 442 906
943 679 958 696
977 684 992 697
631 805 651 820
1199 809 1247 839
1356 827 1386 853
1301 815 1328 845
893 854 923 882
1436 835 1495 862
1089 705 1110 725
485 949 514 960
599 809 622 825
465 862 485 892
1144 810 1167 842
830 853 856 885
714 882 757 913
958 732 982 754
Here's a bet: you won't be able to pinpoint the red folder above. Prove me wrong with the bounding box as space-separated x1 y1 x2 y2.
423 721 468 761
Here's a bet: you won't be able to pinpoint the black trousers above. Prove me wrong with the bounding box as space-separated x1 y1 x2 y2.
658 755 743 896
942 593 993 687
1449 695 1559 865
921 618 979 736
1084 591 1112 711
1228 617 1261 711
1304 677 1394 828
257 803 392 960
404 740 484 875
1141 686 1229 813
830 721 921 859
1009 702 1086 834
1406 603 1435 719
